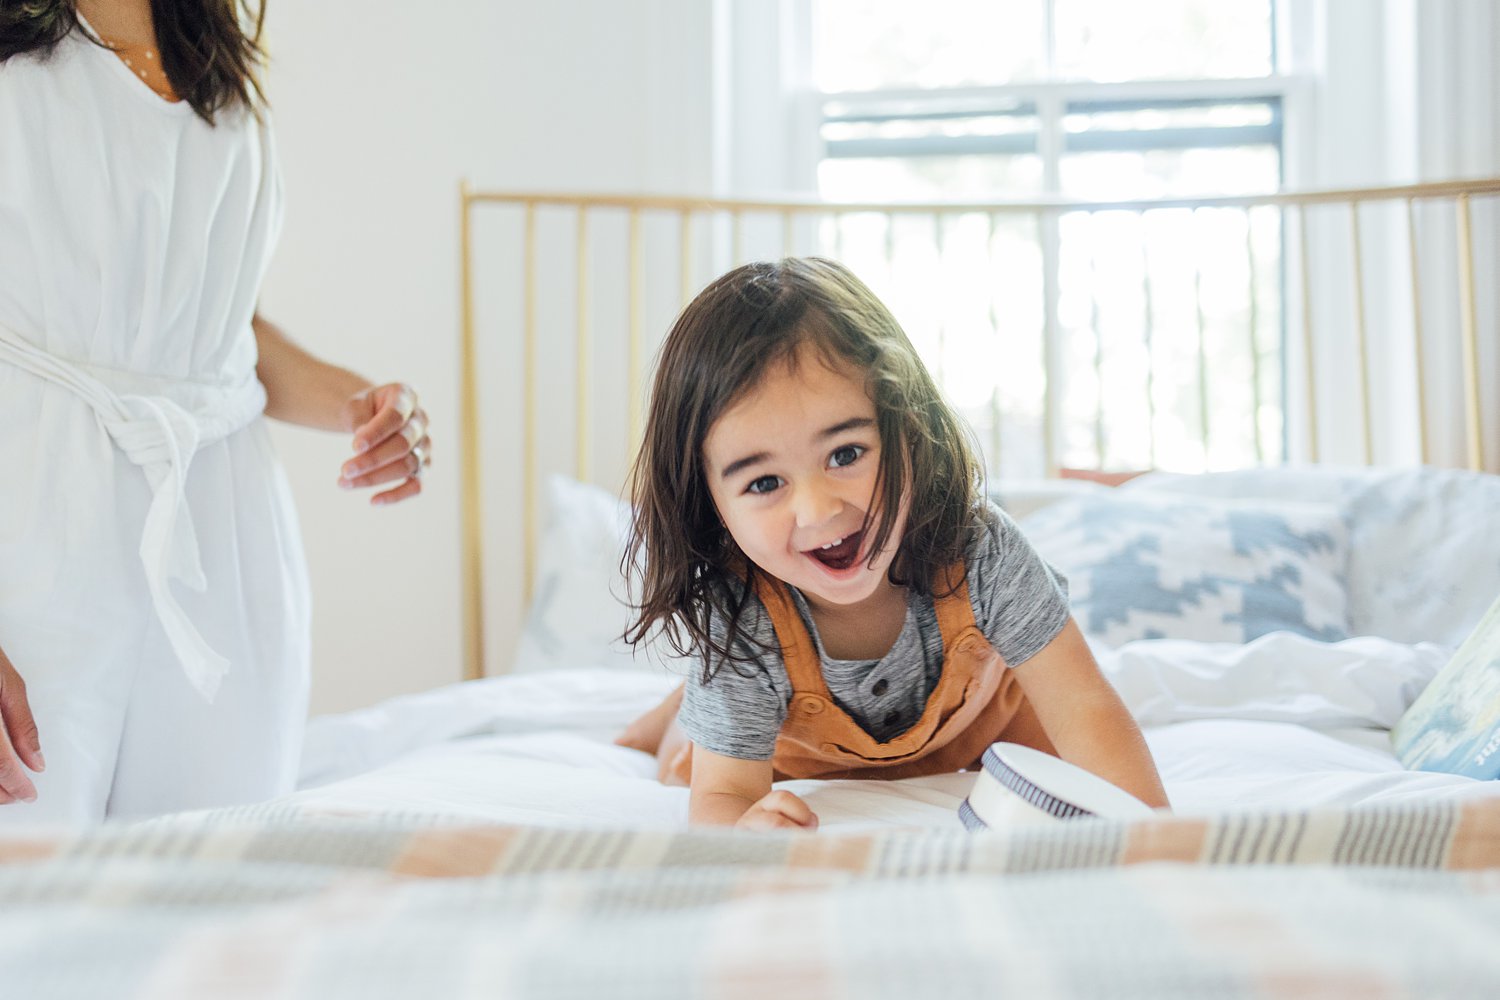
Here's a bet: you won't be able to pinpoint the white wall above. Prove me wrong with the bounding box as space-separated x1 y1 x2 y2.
258 1 714 713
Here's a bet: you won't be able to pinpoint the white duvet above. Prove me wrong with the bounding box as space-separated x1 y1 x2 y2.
287 631 1498 833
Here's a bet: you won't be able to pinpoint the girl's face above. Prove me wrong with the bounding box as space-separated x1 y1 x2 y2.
703 347 905 615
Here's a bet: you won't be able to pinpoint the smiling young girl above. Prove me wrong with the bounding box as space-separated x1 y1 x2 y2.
621 257 1167 830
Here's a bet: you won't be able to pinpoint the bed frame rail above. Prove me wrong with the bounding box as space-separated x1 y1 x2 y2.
458 178 1500 679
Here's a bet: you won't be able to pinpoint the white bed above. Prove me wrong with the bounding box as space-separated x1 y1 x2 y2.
281 662 1494 834
4 176 1500 995
281 640 1492 835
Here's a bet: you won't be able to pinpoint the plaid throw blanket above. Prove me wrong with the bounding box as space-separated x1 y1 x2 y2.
2 798 1499 998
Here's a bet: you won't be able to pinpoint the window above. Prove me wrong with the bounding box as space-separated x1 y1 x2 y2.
806 1 1289 475
813 0 1281 200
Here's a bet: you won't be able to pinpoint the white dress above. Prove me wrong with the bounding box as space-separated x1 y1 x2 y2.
0 25 310 822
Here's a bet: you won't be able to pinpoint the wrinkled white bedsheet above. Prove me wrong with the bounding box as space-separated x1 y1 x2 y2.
292 633 1498 832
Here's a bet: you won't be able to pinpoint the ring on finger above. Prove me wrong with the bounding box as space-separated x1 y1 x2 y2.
410 444 427 478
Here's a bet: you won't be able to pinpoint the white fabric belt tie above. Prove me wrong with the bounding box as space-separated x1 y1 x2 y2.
0 323 267 702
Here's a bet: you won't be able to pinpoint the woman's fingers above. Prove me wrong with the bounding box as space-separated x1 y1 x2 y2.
350 386 418 454
0 655 40 803
339 429 428 489
0 647 42 773
343 435 429 506
370 475 423 507
0 750 35 804
339 383 430 507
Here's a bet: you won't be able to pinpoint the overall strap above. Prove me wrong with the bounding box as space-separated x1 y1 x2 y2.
750 573 831 697
932 562 980 648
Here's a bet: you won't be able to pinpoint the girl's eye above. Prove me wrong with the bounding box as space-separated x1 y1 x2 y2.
829 445 865 469
746 475 782 495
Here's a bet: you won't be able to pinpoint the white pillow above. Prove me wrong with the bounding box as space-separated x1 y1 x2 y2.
511 476 676 674
1019 491 1352 648
1124 467 1500 647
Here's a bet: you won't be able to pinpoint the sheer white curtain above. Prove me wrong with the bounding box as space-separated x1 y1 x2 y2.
1290 0 1498 470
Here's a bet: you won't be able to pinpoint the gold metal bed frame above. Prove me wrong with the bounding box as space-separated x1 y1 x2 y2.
457 178 1500 681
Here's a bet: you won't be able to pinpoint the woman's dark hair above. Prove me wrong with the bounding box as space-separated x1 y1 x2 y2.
625 257 985 680
0 1 268 124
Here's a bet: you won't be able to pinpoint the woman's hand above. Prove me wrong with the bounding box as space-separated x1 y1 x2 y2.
0 644 43 804
337 383 431 506
250 315 431 505
735 790 818 832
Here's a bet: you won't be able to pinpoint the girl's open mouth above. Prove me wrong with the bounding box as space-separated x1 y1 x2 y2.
805 529 864 571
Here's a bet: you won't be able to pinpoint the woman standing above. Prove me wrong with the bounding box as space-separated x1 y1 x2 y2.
0 0 431 821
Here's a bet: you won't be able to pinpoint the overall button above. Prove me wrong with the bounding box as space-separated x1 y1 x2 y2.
797 695 825 715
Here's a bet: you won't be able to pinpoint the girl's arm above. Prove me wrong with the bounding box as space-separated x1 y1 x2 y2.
252 313 431 506
689 747 818 830
1011 618 1171 809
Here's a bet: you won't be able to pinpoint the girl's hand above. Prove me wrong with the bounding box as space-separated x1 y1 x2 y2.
0 643 43 805
337 383 431 506
688 748 811 828
735 790 818 831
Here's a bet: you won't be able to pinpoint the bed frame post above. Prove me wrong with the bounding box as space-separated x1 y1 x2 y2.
1456 193 1485 472
459 180 487 681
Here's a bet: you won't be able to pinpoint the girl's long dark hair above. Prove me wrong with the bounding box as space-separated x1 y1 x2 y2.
0 0 268 124
625 257 985 681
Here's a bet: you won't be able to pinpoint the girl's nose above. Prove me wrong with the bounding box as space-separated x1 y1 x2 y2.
791 482 842 529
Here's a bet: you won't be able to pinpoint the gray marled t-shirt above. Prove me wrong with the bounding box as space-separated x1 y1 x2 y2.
677 499 1071 760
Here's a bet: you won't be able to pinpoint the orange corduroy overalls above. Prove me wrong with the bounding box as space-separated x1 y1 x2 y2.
755 564 1057 781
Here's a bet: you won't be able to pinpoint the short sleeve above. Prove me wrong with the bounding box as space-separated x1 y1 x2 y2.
255 109 286 260
966 499 1072 668
675 588 792 760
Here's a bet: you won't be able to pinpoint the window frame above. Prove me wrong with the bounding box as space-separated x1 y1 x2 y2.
817 80 1290 199
788 1 1300 475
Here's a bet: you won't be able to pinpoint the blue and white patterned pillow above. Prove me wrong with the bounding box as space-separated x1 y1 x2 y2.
1018 492 1351 647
